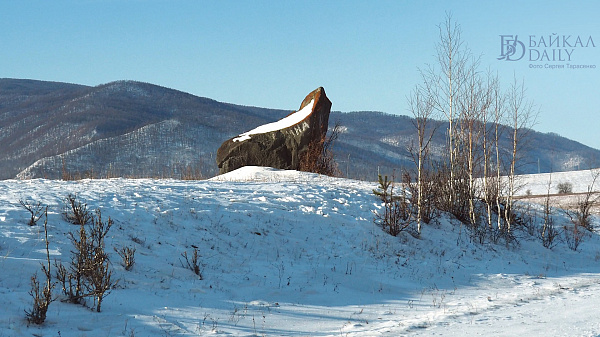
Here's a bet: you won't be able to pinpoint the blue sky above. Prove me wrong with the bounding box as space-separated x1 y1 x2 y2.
2 0 599 150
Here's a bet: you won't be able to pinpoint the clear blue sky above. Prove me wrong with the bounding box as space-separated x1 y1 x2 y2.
2 0 599 150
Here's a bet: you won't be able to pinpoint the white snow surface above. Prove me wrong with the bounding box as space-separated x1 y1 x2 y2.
233 100 314 142
513 169 599 195
1 166 599 336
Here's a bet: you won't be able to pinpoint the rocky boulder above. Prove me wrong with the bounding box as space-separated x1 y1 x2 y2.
216 87 332 174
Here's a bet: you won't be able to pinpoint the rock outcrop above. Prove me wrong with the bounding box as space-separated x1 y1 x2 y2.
216 87 331 174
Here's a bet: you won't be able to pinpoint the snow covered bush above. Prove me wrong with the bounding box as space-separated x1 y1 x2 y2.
85 211 116 312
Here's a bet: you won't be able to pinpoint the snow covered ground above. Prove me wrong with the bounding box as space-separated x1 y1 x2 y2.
1 166 599 336
513 169 599 197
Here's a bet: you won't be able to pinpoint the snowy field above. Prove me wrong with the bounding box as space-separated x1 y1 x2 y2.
1 166 599 336
513 170 600 215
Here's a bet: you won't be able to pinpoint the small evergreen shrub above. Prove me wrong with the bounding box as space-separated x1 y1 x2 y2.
373 174 411 236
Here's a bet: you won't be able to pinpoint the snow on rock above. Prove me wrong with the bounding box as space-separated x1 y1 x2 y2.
216 87 332 174
233 100 315 143
0 170 599 336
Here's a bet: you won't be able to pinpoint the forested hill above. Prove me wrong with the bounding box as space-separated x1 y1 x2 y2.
1 78 598 180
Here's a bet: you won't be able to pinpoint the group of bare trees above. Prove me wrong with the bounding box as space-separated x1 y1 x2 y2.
408 14 537 241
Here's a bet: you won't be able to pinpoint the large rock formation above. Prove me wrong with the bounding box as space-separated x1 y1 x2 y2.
216 87 331 174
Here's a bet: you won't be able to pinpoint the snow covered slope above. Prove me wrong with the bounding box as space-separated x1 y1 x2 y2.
1 167 599 336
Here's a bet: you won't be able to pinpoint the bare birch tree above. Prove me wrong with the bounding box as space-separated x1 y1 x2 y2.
409 14 537 241
421 13 470 212
408 85 436 235
503 77 537 233
457 60 493 227
480 73 503 228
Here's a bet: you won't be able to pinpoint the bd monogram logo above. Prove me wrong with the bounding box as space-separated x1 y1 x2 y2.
496 33 596 68
498 35 526 61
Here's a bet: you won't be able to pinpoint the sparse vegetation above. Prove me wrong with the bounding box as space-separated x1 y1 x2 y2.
26 274 53 325
60 158 206 181
115 246 136 271
561 170 599 250
563 222 587 251
299 121 342 177
63 194 93 226
569 169 599 232
85 210 116 312
3 163 599 335
540 175 560 248
25 208 54 324
19 200 46 226
373 174 412 236
56 195 117 312
181 248 202 279
178 161 205 180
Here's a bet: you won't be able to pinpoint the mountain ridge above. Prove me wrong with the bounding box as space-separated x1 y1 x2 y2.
1 78 598 180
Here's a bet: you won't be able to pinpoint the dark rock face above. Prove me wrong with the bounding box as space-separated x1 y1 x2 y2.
216 87 331 174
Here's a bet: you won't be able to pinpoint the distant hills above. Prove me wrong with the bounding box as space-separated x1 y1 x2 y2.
1 78 598 180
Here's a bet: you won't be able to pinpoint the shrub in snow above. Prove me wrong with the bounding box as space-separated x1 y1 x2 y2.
299 122 342 177
569 170 599 232
181 248 202 279
563 222 588 251
19 200 45 226
540 198 560 249
56 195 116 312
26 273 53 325
562 171 599 250
25 208 54 325
63 194 93 226
373 174 412 236
115 246 136 271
